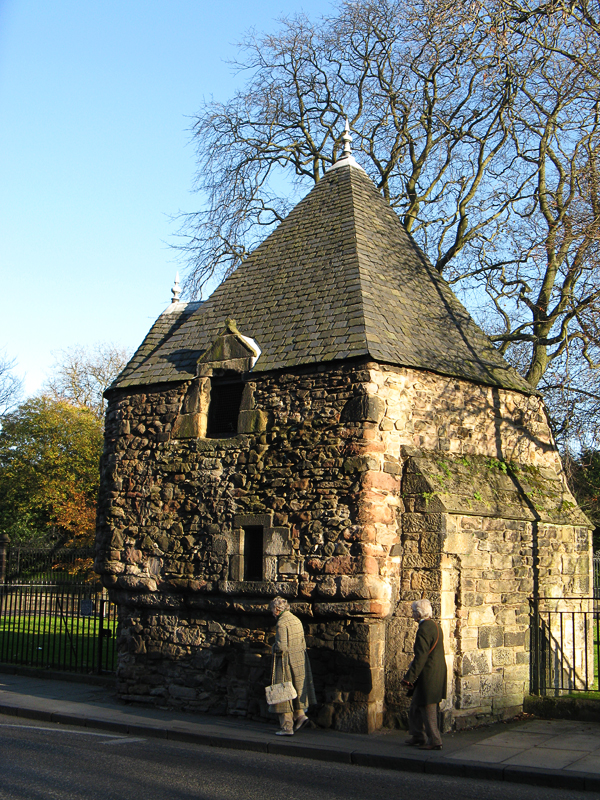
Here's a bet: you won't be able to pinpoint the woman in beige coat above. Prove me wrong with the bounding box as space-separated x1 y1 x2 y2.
268 597 316 735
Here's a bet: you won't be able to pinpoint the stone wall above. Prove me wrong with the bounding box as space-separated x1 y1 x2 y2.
96 358 590 732
97 360 395 731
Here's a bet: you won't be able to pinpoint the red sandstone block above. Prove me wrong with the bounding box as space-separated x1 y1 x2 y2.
363 556 379 575
358 502 394 525
359 525 378 541
325 556 353 574
361 429 379 441
362 471 400 492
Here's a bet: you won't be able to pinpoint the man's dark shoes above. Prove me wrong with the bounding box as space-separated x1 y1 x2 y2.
404 737 426 746
419 743 442 750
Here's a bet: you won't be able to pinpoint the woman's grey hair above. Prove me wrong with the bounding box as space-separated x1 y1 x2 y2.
269 596 289 613
412 599 433 620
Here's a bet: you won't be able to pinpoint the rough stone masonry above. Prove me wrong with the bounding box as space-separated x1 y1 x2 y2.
96 150 591 733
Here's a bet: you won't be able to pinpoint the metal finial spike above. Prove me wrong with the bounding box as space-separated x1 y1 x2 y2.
328 118 366 173
342 119 352 156
171 272 181 303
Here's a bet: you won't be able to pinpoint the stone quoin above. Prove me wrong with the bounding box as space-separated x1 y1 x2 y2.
95 139 591 733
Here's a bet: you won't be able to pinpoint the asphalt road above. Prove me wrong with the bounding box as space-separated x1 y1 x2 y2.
0 715 589 800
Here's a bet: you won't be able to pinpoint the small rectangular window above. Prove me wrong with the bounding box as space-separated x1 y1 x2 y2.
243 526 263 581
207 380 244 437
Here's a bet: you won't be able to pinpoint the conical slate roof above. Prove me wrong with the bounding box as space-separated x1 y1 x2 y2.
113 163 532 394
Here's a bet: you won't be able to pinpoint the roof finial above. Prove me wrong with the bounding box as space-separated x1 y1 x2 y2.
171 271 181 303
328 118 366 173
342 118 353 157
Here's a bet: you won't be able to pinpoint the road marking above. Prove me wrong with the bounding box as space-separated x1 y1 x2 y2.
100 737 146 745
0 723 127 739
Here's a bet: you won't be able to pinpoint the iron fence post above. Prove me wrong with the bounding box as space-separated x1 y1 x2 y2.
531 595 540 695
97 596 105 674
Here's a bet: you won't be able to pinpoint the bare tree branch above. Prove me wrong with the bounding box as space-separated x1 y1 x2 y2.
178 0 600 418
44 342 131 420
0 351 22 417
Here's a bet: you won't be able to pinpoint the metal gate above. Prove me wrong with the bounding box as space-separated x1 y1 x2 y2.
0 583 117 674
530 596 600 695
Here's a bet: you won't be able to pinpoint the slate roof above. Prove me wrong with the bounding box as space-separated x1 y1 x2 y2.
112 163 533 394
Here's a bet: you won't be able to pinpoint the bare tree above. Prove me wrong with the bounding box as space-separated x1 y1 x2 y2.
453 24 600 388
490 0 600 81
0 351 22 416
44 342 131 420
180 0 600 404
179 0 521 294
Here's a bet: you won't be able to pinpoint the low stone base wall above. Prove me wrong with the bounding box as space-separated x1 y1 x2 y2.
114 601 385 733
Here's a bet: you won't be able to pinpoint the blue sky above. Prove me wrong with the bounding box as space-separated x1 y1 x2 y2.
0 0 329 395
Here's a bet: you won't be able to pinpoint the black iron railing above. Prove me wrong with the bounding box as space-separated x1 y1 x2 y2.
530 596 600 695
3 546 95 585
0 583 117 674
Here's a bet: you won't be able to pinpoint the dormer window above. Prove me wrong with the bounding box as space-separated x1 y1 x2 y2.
207 379 244 437
171 320 264 440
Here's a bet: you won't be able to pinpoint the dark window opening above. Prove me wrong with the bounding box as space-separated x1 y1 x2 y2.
243 526 263 581
207 380 244 437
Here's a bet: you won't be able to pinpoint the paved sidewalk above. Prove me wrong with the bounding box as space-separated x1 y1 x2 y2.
0 671 599 792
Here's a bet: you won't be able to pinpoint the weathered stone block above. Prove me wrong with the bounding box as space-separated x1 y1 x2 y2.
238 409 269 433
491 647 514 667
264 527 293 555
341 395 385 424
168 684 197 700
478 626 504 649
461 651 491 676
480 672 504 697
403 513 444 533
467 606 496 626
500 665 529 686
504 630 527 648
264 556 277 581
278 559 301 574
172 413 202 439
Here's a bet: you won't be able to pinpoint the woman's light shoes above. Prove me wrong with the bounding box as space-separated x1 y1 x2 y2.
275 715 310 735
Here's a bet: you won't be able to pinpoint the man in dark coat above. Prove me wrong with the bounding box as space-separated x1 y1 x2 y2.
402 598 446 750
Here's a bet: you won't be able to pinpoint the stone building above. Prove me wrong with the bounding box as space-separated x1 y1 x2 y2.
96 142 591 733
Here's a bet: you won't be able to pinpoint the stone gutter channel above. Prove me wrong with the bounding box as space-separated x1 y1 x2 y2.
0 671 599 793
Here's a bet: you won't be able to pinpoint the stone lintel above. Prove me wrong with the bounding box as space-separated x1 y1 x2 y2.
234 514 273 529
218 579 298 596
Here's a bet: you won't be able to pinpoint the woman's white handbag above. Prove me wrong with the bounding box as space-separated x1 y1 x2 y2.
265 653 297 705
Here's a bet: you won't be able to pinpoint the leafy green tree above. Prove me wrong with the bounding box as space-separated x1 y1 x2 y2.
0 397 103 546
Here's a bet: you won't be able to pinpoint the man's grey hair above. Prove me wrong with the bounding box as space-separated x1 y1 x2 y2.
412 599 433 620
269 596 289 613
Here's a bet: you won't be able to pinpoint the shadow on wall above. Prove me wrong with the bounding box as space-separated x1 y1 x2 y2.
491 387 540 600
119 625 373 731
